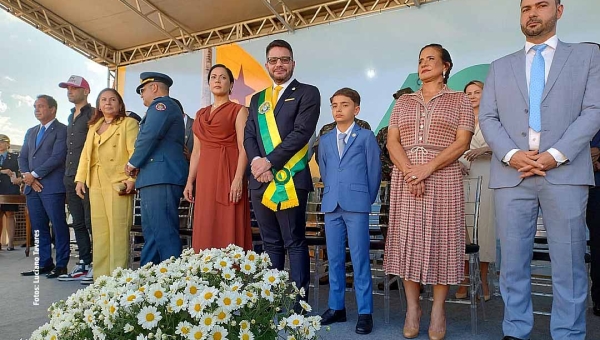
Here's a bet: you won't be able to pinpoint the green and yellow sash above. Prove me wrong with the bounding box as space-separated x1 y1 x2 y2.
256 86 308 211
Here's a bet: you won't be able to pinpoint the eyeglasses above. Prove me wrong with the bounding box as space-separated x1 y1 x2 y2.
139 82 155 94
267 56 293 65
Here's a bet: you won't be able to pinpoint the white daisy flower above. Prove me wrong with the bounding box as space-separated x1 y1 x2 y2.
263 270 280 285
240 260 256 275
83 309 95 326
185 281 203 298
217 292 236 311
188 296 205 319
199 287 219 305
137 306 162 330
213 307 231 324
239 330 254 340
175 320 193 337
220 268 236 281
124 323 135 333
260 285 274 302
199 313 216 330
169 293 188 312
286 335 297 340
121 290 143 307
147 284 168 305
239 320 250 331
286 314 304 329
209 325 228 340
187 325 206 340
215 257 232 270
299 300 312 313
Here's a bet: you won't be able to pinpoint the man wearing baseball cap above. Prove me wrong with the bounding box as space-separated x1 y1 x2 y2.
57 75 94 283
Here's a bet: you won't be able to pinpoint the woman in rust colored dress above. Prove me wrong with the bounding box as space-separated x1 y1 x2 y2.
183 64 252 251
384 44 474 340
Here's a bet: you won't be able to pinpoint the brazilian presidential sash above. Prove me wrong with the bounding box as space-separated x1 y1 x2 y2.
256 86 309 211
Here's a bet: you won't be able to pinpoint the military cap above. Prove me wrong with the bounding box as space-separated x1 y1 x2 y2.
0 134 9 143
136 72 173 94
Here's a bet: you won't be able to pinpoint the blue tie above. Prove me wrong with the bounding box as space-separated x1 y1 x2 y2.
0 154 4 166
529 44 547 132
338 133 347 157
36 126 46 148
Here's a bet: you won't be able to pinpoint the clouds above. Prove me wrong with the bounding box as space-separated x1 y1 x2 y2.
0 116 26 145
11 94 35 108
3 76 16 82
0 91 8 113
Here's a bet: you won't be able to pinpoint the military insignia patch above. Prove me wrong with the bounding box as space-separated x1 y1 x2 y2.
155 103 166 111
258 101 271 115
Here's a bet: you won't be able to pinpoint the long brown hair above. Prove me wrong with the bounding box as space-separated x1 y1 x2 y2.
88 88 127 126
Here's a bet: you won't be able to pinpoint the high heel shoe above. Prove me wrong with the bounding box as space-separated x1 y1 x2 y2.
454 291 468 299
403 309 422 339
428 328 446 340
428 313 446 340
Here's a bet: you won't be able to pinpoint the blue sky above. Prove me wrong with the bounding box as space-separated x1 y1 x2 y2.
0 10 108 147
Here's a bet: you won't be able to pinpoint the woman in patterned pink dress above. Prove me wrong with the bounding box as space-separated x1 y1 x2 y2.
384 44 474 340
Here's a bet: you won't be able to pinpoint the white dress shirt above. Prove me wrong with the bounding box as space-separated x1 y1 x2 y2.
336 122 355 146
31 119 56 178
503 35 567 165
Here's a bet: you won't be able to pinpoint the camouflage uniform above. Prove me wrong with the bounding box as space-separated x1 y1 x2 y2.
376 126 393 182
313 118 371 162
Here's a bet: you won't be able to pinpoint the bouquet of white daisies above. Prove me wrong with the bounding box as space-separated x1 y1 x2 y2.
29 245 321 340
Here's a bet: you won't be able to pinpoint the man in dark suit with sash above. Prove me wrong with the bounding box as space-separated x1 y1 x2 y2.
244 39 320 299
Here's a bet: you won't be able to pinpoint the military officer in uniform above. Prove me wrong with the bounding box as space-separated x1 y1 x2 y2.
126 72 188 265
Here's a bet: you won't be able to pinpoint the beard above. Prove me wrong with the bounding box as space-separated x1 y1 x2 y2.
268 67 294 84
521 15 557 38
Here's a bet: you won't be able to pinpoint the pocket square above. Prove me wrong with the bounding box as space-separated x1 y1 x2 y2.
284 98 295 102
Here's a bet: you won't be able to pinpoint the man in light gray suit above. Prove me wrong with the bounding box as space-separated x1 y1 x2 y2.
479 1 600 339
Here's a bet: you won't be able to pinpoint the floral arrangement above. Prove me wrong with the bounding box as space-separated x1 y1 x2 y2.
29 245 321 340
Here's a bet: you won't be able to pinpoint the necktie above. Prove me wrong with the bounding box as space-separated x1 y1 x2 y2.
0 154 4 166
338 133 347 157
272 85 283 107
529 44 547 132
36 126 46 148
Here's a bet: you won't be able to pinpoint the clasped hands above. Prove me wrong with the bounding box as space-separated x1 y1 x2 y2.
509 150 557 178
21 172 43 192
251 157 274 183
403 163 435 198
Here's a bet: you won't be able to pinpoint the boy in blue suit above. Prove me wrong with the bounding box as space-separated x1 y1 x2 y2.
318 88 381 334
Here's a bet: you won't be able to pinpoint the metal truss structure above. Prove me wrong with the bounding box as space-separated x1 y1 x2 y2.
0 0 435 69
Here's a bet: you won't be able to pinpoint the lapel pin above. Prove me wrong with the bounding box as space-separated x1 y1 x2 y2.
351 133 356 137
292 87 296 91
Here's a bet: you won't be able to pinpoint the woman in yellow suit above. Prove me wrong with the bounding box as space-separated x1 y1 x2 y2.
75 88 138 280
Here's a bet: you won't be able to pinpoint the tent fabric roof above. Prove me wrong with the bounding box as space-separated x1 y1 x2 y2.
0 0 437 68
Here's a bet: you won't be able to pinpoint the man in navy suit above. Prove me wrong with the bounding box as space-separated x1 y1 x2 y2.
244 39 320 299
126 72 188 265
19 95 70 278
318 88 381 334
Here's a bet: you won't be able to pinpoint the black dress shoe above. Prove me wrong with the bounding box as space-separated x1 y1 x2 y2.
502 336 525 340
320 308 347 325
593 303 600 317
21 264 55 276
46 267 68 279
355 314 373 334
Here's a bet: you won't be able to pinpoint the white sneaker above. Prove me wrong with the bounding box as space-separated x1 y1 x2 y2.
80 266 94 285
58 260 89 281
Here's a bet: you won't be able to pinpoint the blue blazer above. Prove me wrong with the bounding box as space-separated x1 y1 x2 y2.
244 79 321 192
318 124 381 213
18 120 67 195
129 96 188 188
